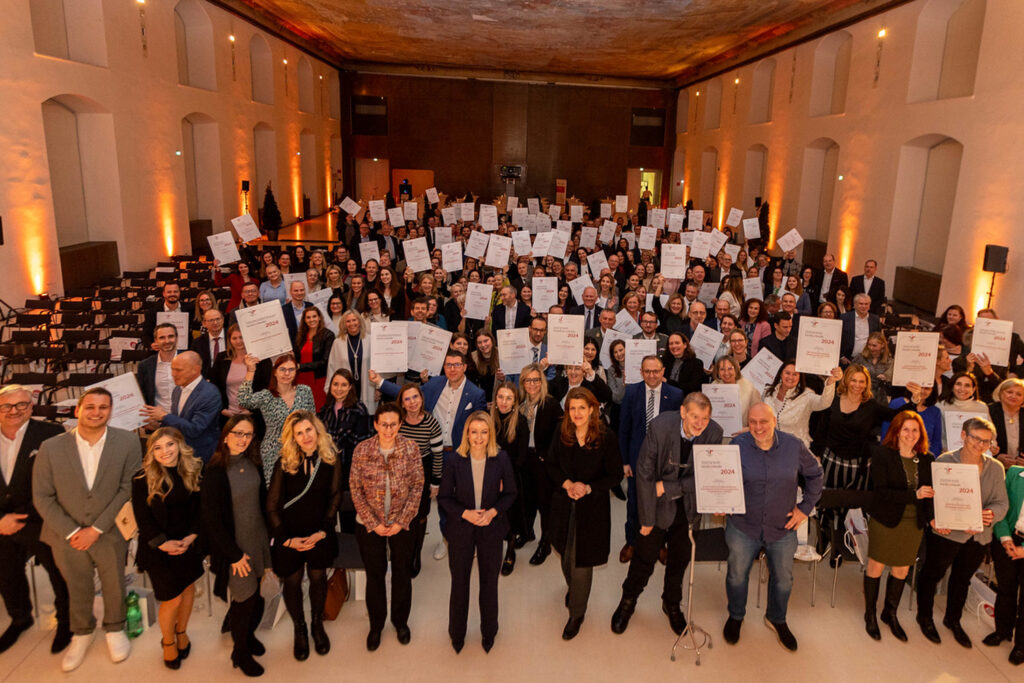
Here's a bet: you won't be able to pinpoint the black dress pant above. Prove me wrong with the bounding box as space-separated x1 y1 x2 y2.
916 533 987 624
991 538 1024 645
621 503 691 606
0 530 69 626
354 525 415 631
447 523 504 642
522 447 552 542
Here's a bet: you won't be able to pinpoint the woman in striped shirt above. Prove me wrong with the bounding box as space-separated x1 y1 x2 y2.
395 383 444 578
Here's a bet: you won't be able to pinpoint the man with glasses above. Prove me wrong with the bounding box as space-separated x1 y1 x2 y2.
633 312 668 355
525 318 556 381
0 386 69 654
916 417 1009 647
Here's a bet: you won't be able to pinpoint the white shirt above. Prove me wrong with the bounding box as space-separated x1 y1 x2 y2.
74 428 107 491
862 276 874 294
646 383 662 417
433 378 466 447
0 421 29 484
207 331 226 360
820 269 834 303
155 355 175 411
505 302 517 330
853 313 870 357
529 343 543 364
174 374 203 414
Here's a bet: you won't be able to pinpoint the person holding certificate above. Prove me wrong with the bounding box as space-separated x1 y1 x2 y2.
916 417 1009 648
611 393 724 636
988 462 1024 664
763 363 842 448
989 378 1024 470
863 412 935 641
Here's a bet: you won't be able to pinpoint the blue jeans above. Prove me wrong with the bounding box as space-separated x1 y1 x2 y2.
624 476 638 547
725 522 797 624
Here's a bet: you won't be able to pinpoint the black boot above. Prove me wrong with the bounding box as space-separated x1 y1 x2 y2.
293 622 310 661
863 575 881 640
610 597 636 634
230 595 264 677
530 540 551 565
880 576 908 642
248 595 266 656
310 617 330 655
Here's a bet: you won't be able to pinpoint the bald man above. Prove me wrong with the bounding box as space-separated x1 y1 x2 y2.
140 351 222 462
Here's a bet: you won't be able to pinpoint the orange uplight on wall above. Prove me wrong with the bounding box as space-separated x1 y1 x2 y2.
15 207 47 294
159 193 176 256
973 271 992 319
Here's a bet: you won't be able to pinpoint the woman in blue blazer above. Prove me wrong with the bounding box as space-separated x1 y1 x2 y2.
438 411 517 654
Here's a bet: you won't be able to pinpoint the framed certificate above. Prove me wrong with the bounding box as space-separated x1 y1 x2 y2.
369 321 409 374
795 317 842 376
931 461 983 532
546 315 585 366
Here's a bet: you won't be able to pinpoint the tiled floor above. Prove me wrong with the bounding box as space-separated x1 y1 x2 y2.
2 504 1019 682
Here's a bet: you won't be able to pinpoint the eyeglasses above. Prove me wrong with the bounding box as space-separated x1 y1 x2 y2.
965 433 994 446
522 377 541 384
641 369 662 375
229 431 254 439
277 367 297 373
0 401 31 413
444 362 464 368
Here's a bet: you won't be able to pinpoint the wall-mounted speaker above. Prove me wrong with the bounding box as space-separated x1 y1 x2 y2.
241 180 250 193
983 245 1008 274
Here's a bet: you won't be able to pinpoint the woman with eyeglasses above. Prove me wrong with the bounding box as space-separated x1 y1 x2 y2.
363 291 390 324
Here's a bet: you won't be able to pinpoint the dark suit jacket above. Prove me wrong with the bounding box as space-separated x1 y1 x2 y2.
438 450 517 542
211 356 271 411
0 420 65 527
201 460 267 600
632 331 669 356
491 303 532 332
142 304 194 349
840 310 881 360
760 333 798 363
636 412 725 528
619 381 684 468
190 332 227 379
850 276 886 314
281 300 314 343
137 352 177 406
989 402 1024 460
161 380 222 463
816 268 848 303
568 305 603 330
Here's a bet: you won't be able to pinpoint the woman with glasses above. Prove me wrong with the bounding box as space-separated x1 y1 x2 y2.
726 330 751 367
363 291 390 324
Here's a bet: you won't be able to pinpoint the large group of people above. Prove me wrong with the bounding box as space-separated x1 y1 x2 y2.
2 193 1024 674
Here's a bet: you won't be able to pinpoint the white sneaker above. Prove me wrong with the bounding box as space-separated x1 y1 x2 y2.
433 540 448 560
61 632 94 673
105 631 131 663
794 545 821 562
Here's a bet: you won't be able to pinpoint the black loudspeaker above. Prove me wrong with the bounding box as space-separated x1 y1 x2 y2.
983 245 1008 273
754 196 762 208
0 216 4 246
241 180 250 192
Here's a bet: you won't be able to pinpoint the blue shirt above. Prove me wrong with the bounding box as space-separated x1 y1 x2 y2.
729 430 823 542
260 281 287 304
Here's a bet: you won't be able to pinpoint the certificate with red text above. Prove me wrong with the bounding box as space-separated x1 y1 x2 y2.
795 317 841 376
694 445 745 514
931 462 983 532
369 322 409 374
234 302 292 361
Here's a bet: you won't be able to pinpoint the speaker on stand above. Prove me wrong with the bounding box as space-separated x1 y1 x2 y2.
241 180 250 214
982 244 1008 308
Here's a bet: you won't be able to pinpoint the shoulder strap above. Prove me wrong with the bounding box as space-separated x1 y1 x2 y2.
283 458 322 510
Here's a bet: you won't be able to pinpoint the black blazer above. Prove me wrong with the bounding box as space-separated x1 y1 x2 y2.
840 310 881 360
662 354 706 397
281 300 314 343
988 402 1024 460
850 275 887 314
494 411 529 467
491 303 532 332
293 329 336 379
438 450 517 541
864 444 934 528
525 396 563 454
191 332 227 378
568 304 604 327
131 471 201 572
0 419 65 526
137 352 175 406
816 268 849 303
200 460 268 601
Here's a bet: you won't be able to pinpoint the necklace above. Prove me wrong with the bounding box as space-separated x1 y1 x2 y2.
348 335 362 380
902 453 920 490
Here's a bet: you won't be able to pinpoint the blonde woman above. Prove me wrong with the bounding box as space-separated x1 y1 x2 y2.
439 412 517 653
266 411 342 661
132 428 203 670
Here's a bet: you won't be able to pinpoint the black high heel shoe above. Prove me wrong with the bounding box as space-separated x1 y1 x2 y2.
174 630 191 660
161 640 181 670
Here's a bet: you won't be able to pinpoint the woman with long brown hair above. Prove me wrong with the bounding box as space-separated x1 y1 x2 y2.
132 428 203 669
293 307 335 410
546 387 624 640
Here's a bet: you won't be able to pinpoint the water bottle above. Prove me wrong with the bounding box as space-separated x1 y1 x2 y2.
125 592 143 639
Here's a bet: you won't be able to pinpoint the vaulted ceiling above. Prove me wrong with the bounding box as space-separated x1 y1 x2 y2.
229 0 905 85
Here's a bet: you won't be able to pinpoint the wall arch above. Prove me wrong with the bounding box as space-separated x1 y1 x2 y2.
749 59 776 124
795 137 840 243
181 112 224 226
174 0 217 91
252 122 278 216
298 56 315 113
703 79 722 130
250 34 273 104
809 31 852 116
908 0 985 102
742 144 768 208
699 146 718 211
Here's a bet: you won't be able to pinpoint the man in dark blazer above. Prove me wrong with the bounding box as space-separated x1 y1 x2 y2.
190 307 226 379
612 392 724 635
141 282 193 350
568 286 603 332
137 323 179 408
618 356 684 562
0 385 69 654
840 294 882 363
815 253 848 306
141 352 222 463
281 280 314 342
491 286 532 333
849 259 886 315
33 388 141 672
633 311 669 355
585 309 618 348
348 222 385 267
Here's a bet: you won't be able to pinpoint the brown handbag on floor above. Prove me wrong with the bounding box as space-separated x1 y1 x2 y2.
322 568 349 620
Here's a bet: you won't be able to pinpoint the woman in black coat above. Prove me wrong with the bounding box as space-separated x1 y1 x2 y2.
132 428 203 670
438 412 517 653
491 381 529 575
989 378 1024 470
546 387 624 640
517 364 564 565
201 416 270 677
660 333 706 397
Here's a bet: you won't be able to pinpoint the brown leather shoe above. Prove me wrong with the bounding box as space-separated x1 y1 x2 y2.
658 546 668 565
619 544 633 563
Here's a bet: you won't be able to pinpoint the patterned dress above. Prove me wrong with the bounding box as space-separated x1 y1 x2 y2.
238 380 316 481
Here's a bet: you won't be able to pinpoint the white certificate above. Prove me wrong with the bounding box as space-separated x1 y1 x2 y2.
615 195 628 213
358 240 380 265
207 232 241 264
441 242 463 273
581 227 598 250
230 214 262 243
433 226 453 246
702 383 743 436
399 236 428 272
506 196 518 212
511 230 532 256
600 219 618 244
536 214 552 233
546 315 585 366
698 282 719 306
601 203 612 218
547 203 562 220
742 218 761 240
369 321 409 374
403 201 418 221
464 282 492 321
556 220 573 233
568 275 595 307
466 231 489 260
340 197 362 216
971 318 1013 367
931 461 983 532
441 207 458 226
795 317 842 376
690 324 724 370
485 234 513 268
623 231 635 251
744 348 785 391
548 229 569 262
511 208 529 227
776 228 803 253
460 202 476 222
527 197 540 215
668 213 684 233
625 339 658 384
743 277 764 302
368 200 386 222
90 373 146 431
943 411 989 452
387 207 405 227
614 309 642 336
891 331 940 387
531 231 553 258
425 187 439 204
587 251 609 279
690 231 712 259
688 210 704 230
723 243 740 261
234 302 292 361
497 328 532 375
725 207 744 228
661 244 687 279
405 322 420 369
570 204 584 223
409 324 451 376
533 277 558 313
638 226 657 251
108 337 140 362
599 329 632 368
157 312 190 350
708 229 728 256
693 445 746 514
648 208 666 230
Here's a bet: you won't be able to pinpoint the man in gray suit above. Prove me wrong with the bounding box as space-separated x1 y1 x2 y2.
32 387 141 672
610 392 724 636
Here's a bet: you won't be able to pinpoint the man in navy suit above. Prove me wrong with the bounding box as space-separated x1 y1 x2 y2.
491 286 532 333
618 356 683 563
849 259 886 315
281 280 313 342
190 308 226 379
568 286 603 332
840 294 881 364
141 352 222 463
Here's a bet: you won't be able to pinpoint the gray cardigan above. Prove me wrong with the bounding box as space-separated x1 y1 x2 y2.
934 449 1009 545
